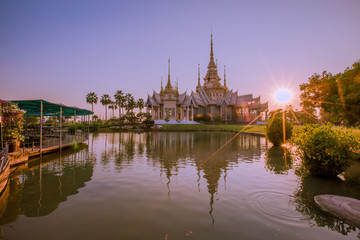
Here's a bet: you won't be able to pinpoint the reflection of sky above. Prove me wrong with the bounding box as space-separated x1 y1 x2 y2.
1 1 360 115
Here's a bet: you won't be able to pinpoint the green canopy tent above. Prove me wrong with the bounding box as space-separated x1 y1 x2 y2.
8 99 93 152
10 99 93 116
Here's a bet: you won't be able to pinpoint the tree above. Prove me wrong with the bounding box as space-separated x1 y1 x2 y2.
109 102 118 119
265 113 293 146
100 94 112 120
86 92 98 121
114 90 125 118
299 60 360 126
125 93 135 113
137 98 145 113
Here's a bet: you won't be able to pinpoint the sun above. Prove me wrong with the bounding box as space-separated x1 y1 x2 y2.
274 89 292 105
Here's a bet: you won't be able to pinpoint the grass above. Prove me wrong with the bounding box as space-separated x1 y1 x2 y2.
159 123 266 134
159 123 360 139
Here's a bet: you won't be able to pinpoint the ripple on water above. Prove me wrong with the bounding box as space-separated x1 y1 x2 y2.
249 190 305 226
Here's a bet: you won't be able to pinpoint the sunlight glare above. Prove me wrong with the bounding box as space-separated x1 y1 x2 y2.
274 89 292 104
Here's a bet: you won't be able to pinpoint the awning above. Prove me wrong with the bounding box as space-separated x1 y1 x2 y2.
10 99 93 116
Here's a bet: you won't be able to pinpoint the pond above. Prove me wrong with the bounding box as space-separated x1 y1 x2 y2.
0 132 360 239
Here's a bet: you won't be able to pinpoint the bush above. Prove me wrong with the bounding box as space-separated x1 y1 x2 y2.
265 115 293 146
293 123 360 176
68 124 77 134
90 122 100 132
194 114 211 122
142 113 155 129
213 116 222 123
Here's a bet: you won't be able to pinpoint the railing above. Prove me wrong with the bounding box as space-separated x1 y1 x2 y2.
21 130 89 153
0 145 9 174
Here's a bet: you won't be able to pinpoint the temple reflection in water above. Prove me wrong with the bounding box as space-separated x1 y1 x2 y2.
96 132 267 223
1 132 360 239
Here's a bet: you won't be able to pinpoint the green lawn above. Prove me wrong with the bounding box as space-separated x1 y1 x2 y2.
159 123 360 139
160 124 266 134
350 128 360 138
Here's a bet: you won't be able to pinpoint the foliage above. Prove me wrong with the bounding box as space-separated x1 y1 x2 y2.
86 92 98 114
293 123 360 176
90 121 100 132
265 114 293 146
142 113 155 129
108 101 118 118
194 114 211 122
137 98 145 113
268 108 317 124
1 100 25 142
164 116 170 123
213 116 222 123
114 90 125 118
299 60 360 126
125 112 138 124
100 94 112 120
125 93 136 113
93 115 100 121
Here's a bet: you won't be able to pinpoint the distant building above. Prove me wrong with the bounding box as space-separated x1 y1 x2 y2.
146 35 268 122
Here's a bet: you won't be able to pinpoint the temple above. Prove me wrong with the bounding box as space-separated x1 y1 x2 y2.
146 35 268 122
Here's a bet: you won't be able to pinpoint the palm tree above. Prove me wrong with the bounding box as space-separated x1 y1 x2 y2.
125 93 135 113
108 102 118 119
137 98 145 113
86 92 98 120
114 90 125 118
100 94 112 120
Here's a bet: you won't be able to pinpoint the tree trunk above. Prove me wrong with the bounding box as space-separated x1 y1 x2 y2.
91 103 94 122
105 106 107 120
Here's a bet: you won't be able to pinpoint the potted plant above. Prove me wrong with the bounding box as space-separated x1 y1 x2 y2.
0 100 25 152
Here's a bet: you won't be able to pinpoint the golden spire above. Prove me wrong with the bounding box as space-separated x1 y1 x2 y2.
197 64 201 87
164 58 174 93
224 65 227 88
161 77 164 93
168 58 171 83
210 33 214 62
176 77 179 93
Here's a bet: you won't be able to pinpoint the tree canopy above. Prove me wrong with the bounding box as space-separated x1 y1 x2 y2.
300 60 360 126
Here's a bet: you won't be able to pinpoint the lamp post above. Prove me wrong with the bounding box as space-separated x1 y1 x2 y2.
274 89 292 145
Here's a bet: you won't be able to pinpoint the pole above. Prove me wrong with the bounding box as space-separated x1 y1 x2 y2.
60 106 62 151
40 100 43 153
283 109 286 144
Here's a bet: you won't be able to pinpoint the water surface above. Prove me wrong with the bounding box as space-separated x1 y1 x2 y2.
1 132 359 239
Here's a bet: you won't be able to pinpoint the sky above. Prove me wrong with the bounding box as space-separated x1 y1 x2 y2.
1 0 360 117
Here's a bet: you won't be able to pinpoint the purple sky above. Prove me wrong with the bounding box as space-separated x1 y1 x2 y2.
1 0 359 117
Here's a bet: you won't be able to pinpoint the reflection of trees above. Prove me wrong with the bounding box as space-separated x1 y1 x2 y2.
265 146 293 174
0 146 95 225
292 175 360 235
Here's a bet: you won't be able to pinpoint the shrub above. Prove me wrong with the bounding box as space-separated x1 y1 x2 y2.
90 121 100 132
293 123 360 176
1 100 25 142
142 113 155 129
68 124 77 134
164 116 170 123
213 116 222 123
194 114 211 122
265 115 293 146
